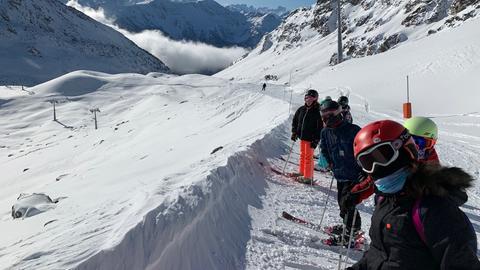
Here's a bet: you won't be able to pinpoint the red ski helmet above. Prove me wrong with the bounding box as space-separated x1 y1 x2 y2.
354 120 418 174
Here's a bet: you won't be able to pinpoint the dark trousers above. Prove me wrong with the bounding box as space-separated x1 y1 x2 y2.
337 181 361 230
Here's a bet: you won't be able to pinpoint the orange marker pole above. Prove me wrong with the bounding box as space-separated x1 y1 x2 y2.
403 76 412 119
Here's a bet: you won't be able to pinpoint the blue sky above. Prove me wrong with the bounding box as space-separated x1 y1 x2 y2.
216 0 316 10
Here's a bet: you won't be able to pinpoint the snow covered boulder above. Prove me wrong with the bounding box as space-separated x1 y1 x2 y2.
11 193 58 219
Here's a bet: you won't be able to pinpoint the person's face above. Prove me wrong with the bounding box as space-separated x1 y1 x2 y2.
304 95 316 106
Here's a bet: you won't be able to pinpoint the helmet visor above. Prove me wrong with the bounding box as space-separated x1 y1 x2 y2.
356 142 399 173
412 135 435 150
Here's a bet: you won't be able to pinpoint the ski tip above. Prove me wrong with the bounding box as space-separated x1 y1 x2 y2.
281 211 291 219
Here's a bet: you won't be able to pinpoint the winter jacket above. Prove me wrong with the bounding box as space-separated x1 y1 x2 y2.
320 121 362 181
349 164 480 270
292 102 322 143
423 148 440 164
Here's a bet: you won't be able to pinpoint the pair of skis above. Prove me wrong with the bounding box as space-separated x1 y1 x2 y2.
281 211 366 251
279 156 331 173
269 167 321 186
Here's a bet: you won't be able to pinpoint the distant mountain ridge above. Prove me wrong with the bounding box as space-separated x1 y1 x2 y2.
0 0 169 86
226 4 289 18
66 0 283 48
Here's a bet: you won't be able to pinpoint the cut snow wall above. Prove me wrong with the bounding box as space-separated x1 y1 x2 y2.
75 122 290 270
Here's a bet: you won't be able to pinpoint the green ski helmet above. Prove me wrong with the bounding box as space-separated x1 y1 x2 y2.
403 116 438 140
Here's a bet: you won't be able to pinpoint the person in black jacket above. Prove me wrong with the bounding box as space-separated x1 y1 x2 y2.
291 89 323 183
338 95 353 123
348 119 479 270
320 100 363 237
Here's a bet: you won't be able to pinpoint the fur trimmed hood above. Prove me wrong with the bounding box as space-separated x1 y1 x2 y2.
406 163 475 205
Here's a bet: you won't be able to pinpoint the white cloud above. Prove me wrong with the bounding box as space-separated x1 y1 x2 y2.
66 0 248 75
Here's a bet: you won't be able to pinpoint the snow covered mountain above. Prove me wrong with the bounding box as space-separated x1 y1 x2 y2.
68 0 282 48
0 0 169 86
234 0 480 65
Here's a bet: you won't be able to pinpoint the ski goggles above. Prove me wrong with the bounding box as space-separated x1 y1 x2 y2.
412 135 436 150
356 141 401 173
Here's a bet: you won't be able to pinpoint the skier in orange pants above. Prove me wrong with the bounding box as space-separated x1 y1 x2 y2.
291 89 323 183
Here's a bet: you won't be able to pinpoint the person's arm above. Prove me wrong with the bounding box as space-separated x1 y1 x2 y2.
340 175 374 210
320 130 332 165
422 199 480 269
292 108 300 134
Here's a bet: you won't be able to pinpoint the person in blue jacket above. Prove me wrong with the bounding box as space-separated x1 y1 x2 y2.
320 100 362 237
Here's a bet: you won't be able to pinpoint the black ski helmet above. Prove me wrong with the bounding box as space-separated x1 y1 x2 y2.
320 100 342 127
320 99 340 112
305 89 318 98
338 96 349 107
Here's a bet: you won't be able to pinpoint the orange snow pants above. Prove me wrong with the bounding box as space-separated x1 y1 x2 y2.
299 140 314 179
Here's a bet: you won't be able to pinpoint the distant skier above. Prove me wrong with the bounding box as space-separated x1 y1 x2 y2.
291 89 323 184
347 120 479 270
403 116 440 164
262 83 266 91
319 100 362 241
338 95 353 123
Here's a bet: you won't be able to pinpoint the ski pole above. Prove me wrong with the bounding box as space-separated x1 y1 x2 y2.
342 209 359 269
337 213 349 270
318 173 334 229
282 140 295 175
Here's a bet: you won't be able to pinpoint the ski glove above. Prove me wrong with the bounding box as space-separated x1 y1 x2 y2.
350 176 375 205
340 188 359 210
291 133 297 141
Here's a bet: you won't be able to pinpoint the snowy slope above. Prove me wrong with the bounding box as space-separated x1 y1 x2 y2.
68 0 282 48
0 0 169 86
218 11 480 122
0 72 288 269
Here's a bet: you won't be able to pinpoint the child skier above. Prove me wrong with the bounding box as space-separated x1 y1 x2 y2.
319 100 362 240
291 89 323 183
347 120 479 270
338 95 353 123
403 116 440 164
